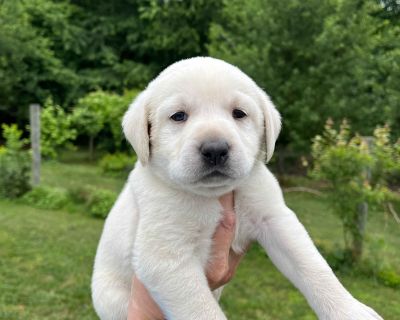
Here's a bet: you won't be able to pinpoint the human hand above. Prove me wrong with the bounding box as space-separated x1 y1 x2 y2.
127 191 246 319
207 191 246 290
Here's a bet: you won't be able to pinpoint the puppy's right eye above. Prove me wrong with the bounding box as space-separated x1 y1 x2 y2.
170 111 188 122
232 109 247 119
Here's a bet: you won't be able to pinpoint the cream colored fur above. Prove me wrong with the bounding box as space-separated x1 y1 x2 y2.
91 57 382 320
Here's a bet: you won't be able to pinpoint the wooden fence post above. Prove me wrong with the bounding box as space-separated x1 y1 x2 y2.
30 104 41 186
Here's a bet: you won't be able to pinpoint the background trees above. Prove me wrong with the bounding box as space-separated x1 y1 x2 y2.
0 0 398 166
1 0 398 155
209 0 400 152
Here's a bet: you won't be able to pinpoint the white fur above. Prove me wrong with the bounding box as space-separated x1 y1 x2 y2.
92 57 382 320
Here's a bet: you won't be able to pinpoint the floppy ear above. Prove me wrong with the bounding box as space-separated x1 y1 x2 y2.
122 91 150 165
259 90 281 163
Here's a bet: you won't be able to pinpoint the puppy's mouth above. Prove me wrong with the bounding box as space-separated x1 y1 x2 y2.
202 171 228 180
196 169 233 186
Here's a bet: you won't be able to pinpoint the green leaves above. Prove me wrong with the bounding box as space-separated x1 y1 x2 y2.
70 89 140 154
209 0 400 152
310 119 400 262
40 99 77 159
0 124 31 198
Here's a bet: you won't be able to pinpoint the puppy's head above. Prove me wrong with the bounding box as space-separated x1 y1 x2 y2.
123 57 280 196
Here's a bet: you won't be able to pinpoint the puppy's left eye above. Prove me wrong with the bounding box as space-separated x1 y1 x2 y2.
232 109 247 119
170 111 188 122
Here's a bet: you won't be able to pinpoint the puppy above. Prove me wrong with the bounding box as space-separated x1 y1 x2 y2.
91 57 382 320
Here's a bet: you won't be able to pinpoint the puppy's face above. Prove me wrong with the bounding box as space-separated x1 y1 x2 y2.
123 58 281 196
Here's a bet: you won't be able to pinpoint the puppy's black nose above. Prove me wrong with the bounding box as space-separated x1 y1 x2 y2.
200 139 229 166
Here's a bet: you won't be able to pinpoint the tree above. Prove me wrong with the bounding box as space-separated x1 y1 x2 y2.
209 0 400 153
0 0 81 121
1 0 223 125
71 90 138 158
72 91 109 159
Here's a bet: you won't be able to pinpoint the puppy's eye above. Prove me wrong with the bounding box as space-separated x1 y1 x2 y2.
232 109 247 119
170 111 188 122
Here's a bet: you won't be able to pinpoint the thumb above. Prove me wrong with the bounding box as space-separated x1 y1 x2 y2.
212 209 236 259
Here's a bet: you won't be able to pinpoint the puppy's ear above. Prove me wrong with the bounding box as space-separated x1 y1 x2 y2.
122 91 150 165
259 90 281 162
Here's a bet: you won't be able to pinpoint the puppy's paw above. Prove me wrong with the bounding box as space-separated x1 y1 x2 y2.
350 300 383 320
328 299 383 320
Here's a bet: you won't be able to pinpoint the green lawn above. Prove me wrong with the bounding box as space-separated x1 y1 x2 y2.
0 160 399 319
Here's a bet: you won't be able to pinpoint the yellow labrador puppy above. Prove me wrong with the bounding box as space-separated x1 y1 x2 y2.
92 57 382 320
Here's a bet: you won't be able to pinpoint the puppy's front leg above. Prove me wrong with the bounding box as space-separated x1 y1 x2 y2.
240 163 382 319
134 229 226 320
256 205 382 320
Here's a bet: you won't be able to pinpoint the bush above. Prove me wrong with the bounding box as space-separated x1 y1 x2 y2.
378 268 400 288
99 153 136 174
0 124 31 198
86 188 116 219
21 186 70 210
69 186 116 219
40 98 77 159
310 119 400 263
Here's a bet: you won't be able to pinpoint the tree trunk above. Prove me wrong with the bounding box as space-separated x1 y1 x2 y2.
351 202 368 263
89 136 94 161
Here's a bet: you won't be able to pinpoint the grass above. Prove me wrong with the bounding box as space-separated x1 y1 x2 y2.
0 158 399 319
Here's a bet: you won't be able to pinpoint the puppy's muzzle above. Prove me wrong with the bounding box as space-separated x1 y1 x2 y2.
200 139 229 167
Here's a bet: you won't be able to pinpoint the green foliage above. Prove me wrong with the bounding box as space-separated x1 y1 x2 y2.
107 89 140 150
378 268 400 288
71 89 139 154
310 119 400 262
86 188 116 219
72 91 112 138
0 0 81 120
0 0 221 124
99 152 136 174
69 185 116 219
0 124 31 198
21 185 70 210
209 0 400 151
40 98 77 158
3 0 398 156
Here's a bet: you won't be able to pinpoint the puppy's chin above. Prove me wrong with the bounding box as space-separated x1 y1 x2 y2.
169 170 248 197
188 184 236 197
150 156 252 197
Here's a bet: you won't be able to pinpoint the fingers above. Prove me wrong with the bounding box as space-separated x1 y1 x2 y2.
128 276 164 320
207 192 237 289
227 242 251 276
207 191 249 290
218 191 234 211
211 207 236 261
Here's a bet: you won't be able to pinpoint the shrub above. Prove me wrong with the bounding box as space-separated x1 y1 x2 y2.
86 188 116 219
99 153 136 174
378 268 400 288
69 186 116 219
40 98 77 159
310 119 400 263
21 186 70 210
0 124 31 198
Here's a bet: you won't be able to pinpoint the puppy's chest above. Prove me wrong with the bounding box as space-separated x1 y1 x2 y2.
189 204 255 265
